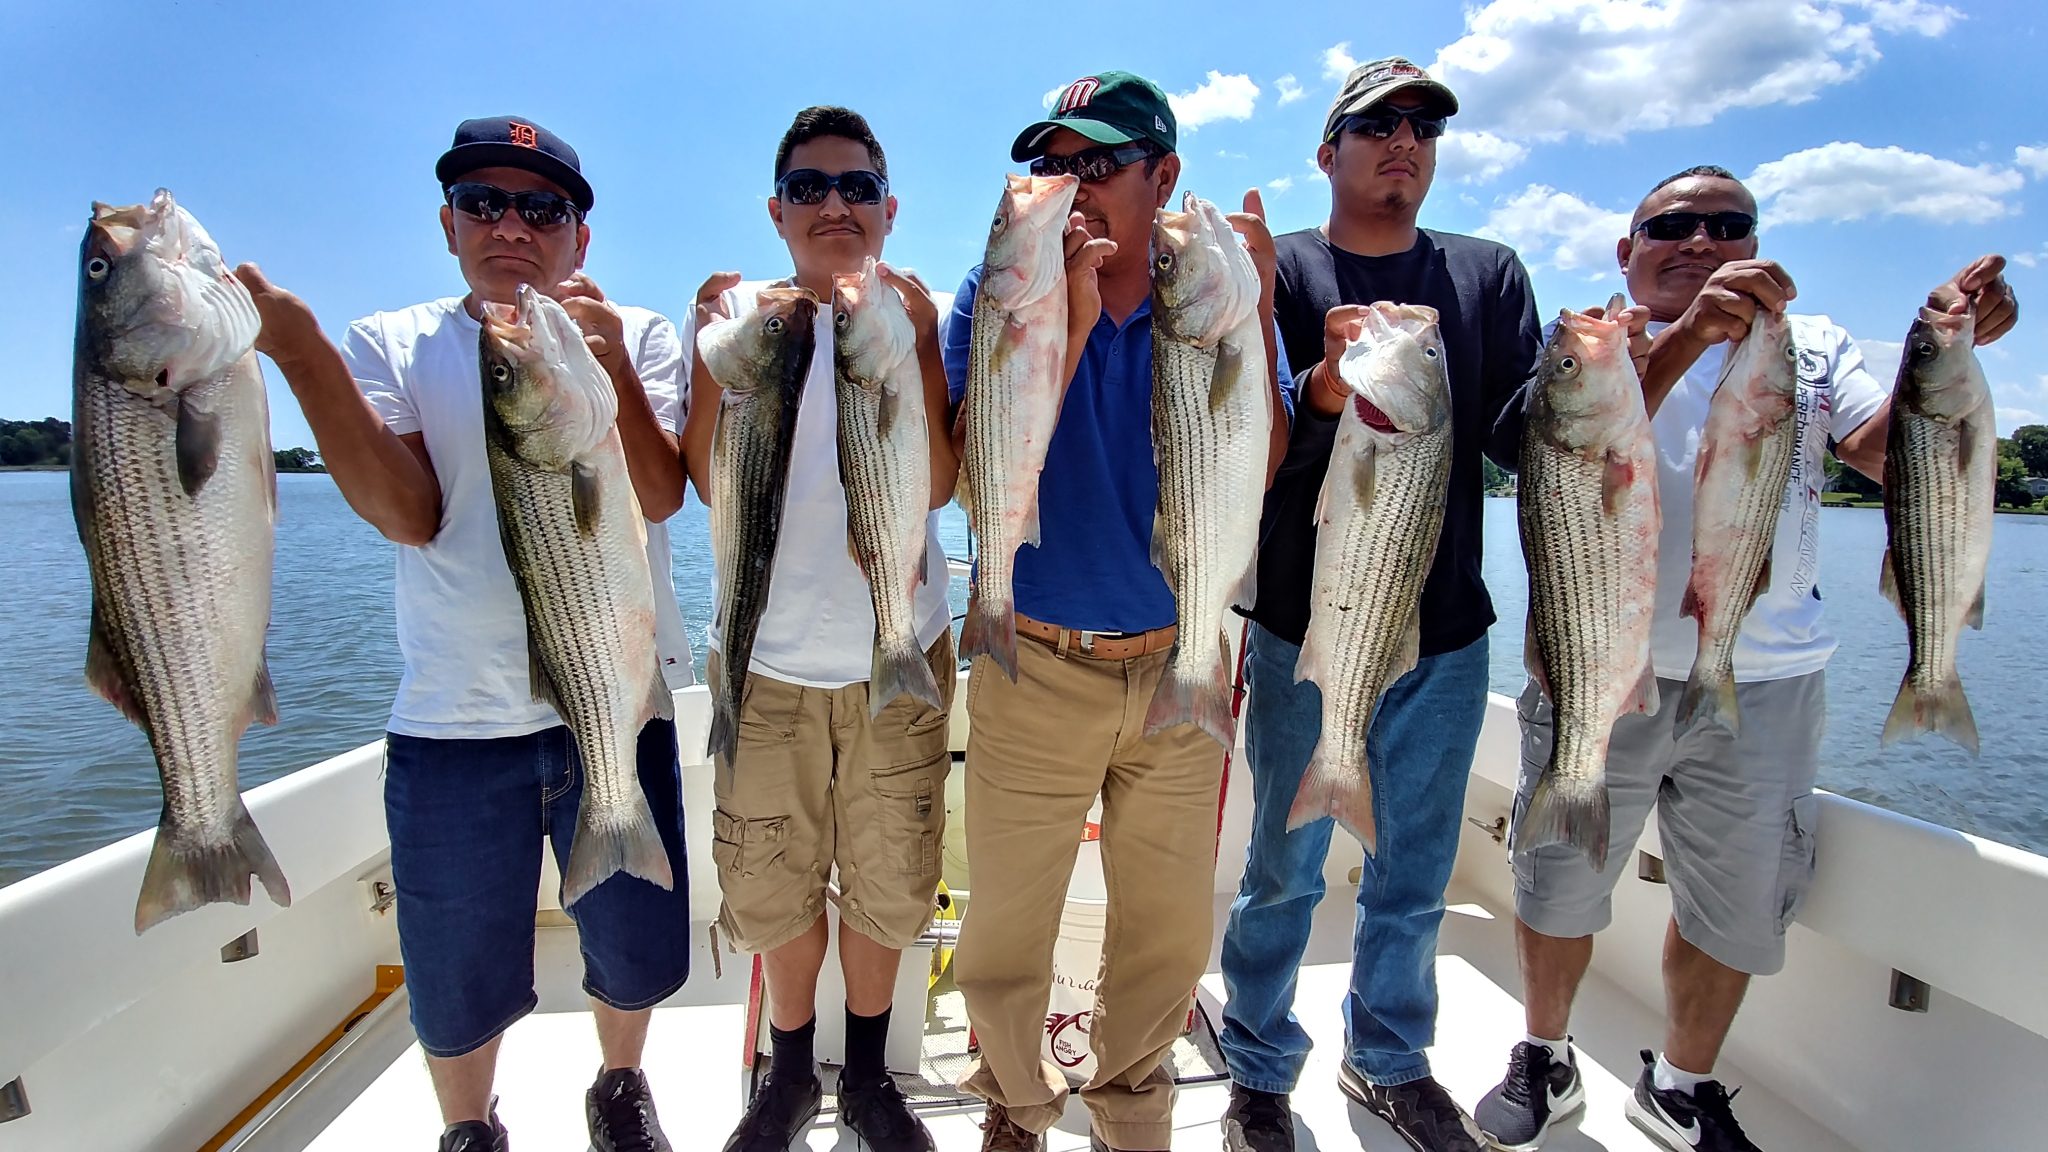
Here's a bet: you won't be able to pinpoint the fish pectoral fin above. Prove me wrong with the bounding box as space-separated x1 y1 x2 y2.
1209 340 1244 413
1877 547 1904 617
1600 450 1636 518
1967 579 1986 630
246 658 280 728
570 462 603 537
876 379 901 439
1738 433 1767 483
1350 442 1379 511
85 605 146 726
175 397 223 497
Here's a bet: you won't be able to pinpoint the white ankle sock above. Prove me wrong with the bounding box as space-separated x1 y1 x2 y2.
1653 1053 1709 1095
1526 1033 1570 1063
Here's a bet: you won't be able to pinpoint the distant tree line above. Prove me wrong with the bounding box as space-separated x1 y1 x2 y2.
0 416 323 473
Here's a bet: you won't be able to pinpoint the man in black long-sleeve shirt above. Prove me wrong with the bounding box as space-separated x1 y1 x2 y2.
1215 58 1541 1152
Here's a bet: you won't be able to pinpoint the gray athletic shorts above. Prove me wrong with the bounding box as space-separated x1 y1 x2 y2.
1509 671 1824 976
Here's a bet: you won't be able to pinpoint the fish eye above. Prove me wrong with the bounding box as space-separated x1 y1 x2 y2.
1155 252 1174 272
86 256 110 280
835 310 850 330
1558 356 1578 372
989 213 1006 235
765 316 785 335
490 363 511 383
1423 347 1440 360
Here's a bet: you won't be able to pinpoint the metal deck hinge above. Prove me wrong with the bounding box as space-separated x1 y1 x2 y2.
222 929 260 963
1466 815 1507 844
1889 970 1932 1013
1 1078 29 1122
1637 852 1666 884
364 878 396 915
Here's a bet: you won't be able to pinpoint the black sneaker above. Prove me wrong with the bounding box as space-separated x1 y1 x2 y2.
588 1067 672 1152
1222 1082 1295 1152
839 1071 936 1152
722 1064 823 1152
1337 1062 1483 1152
1624 1050 1763 1152
438 1108 508 1152
1474 1040 1585 1150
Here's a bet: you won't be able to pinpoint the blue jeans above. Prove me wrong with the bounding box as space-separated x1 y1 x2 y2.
385 720 692 1058
1219 624 1489 1090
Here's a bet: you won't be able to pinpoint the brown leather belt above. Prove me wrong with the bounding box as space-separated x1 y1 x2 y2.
1015 612 1176 660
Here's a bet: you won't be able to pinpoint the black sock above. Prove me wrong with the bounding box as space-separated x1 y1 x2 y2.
770 1016 817 1080
843 1006 892 1086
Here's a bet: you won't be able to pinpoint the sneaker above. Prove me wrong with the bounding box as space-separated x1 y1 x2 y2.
1221 1083 1295 1152
722 1065 823 1152
1474 1040 1586 1150
438 1109 508 1152
1624 1050 1763 1152
978 1102 1045 1152
1338 1062 1484 1152
839 1072 936 1152
588 1067 672 1152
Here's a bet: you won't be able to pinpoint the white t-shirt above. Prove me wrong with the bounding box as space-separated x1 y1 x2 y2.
343 296 693 739
681 279 951 688
1646 314 1890 682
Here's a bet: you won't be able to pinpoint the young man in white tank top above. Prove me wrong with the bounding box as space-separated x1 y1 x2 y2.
678 106 960 1152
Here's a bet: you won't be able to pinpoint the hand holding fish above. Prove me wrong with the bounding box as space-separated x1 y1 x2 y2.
1224 189 1278 315
1063 212 1117 344
1671 259 1797 347
877 262 940 348
232 263 325 369
1305 304 1377 414
1929 254 2017 345
1583 299 1654 382
692 270 744 336
551 273 628 372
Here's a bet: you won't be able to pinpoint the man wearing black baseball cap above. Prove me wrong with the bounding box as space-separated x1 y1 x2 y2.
941 72 1293 1152
232 114 694 1152
1216 58 1562 1152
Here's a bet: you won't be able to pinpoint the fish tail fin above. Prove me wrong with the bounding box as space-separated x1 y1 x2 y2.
1143 640 1234 746
133 800 291 934
1514 770 1611 872
1883 674 1981 756
871 639 945 718
1674 663 1739 739
959 594 1018 682
1286 740 1377 851
561 793 675 909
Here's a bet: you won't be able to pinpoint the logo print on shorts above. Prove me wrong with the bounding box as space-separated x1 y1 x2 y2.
509 122 539 148
1057 77 1102 115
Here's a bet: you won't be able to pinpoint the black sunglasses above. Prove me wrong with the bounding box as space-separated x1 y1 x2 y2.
445 182 582 230
1633 211 1756 242
1029 143 1158 183
776 168 889 206
1331 106 1447 142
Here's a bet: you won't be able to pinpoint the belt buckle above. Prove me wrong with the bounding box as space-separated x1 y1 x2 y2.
1077 630 1100 657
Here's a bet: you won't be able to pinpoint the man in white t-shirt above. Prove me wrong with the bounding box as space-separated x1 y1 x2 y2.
676 106 958 1152
232 116 694 1152
1475 166 2016 1152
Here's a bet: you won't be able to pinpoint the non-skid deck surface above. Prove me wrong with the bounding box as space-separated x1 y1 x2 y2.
304 890 1857 1151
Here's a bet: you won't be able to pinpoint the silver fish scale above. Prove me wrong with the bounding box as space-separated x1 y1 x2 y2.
1690 421 1797 678
1520 444 1652 778
711 378 802 711
1309 422 1452 763
1150 325 1266 675
1885 410 1992 691
489 435 652 812
964 290 1026 605
837 372 927 657
74 361 274 837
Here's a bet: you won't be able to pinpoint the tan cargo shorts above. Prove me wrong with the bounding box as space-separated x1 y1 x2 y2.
708 632 955 954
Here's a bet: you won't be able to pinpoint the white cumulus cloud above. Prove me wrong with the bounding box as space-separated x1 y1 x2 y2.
1748 141 2024 225
1323 42 1359 81
1428 0 1960 143
2009 242 2048 269
1477 184 1631 275
1168 71 1260 131
1438 130 1531 185
2015 144 2048 180
1267 175 1296 194
1276 74 1306 105
1041 84 1067 111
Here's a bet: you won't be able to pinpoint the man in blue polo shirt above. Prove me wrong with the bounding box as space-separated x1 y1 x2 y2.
941 72 1292 1152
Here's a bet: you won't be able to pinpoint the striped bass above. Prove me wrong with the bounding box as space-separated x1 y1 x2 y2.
1290 304 1452 844
834 256 942 716
1517 295 1661 871
1674 311 1799 737
960 173 1077 680
1880 304 1995 753
1145 192 1269 746
480 285 673 907
71 189 289 933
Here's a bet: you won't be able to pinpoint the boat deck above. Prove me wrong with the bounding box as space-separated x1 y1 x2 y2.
300 889 1853 1152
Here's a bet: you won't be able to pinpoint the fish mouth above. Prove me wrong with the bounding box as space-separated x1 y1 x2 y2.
1353 393 1400 432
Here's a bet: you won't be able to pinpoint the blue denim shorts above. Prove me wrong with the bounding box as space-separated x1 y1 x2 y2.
384 719 692 1058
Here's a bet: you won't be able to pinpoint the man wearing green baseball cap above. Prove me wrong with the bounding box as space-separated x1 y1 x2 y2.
943 69 1293 1152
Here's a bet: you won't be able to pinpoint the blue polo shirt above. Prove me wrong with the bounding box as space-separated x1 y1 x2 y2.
943 265 1292 634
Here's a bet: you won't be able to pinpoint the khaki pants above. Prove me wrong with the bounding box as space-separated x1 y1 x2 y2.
954 634 1224 1150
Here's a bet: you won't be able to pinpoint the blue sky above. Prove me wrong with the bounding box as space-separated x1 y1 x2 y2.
6 0 2044 450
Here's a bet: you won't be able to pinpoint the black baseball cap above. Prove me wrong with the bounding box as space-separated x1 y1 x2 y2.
435 116 595 214
1011 71 1178 162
